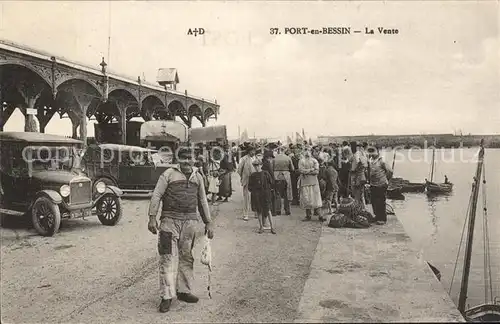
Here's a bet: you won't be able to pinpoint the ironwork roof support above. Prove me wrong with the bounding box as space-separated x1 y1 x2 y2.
137 76 142 117
50 56 57 99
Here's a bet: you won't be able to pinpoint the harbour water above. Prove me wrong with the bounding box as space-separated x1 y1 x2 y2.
381 148 500 309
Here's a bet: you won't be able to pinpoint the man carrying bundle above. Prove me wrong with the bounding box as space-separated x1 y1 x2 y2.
147 149 214 313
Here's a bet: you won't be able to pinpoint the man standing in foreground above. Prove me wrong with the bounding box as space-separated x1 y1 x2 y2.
366 146 392 225
148 150 214 313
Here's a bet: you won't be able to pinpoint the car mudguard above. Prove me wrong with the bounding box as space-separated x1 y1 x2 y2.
106 185 123 197
35 190 63 205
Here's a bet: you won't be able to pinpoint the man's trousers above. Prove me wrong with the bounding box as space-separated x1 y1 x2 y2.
158 217 198 300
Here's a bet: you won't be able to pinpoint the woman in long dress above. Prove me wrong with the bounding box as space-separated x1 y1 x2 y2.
217 149 233 202
298 148 323 221
248 159 276 234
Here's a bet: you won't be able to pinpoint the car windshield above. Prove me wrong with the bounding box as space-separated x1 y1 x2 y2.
151 152 173 165
30 146 76 171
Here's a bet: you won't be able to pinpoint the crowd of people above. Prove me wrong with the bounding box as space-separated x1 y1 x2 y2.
194 140 394 233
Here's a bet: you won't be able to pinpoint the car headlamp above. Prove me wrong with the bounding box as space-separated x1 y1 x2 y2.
60 185 70 197
95 181 106 194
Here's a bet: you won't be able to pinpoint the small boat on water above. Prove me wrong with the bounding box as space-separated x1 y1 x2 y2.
425 180 453 194
386 152 405 200
404 182 426 193
390 177 426 193
424 140 454 195
387 184 404 200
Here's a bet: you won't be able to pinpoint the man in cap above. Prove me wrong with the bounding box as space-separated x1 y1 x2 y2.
148 148 214 313
272 145 294 215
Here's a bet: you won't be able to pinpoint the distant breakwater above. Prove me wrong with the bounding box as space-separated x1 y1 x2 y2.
317 134 500 149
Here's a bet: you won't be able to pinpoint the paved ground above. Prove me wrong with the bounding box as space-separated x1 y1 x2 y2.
0 173 322 323
295 214 465 323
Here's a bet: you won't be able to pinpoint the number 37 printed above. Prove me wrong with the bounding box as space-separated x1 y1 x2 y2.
269 28 279 35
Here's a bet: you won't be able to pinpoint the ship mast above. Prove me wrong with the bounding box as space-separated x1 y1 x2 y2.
457 140 485 314
430 138 436 182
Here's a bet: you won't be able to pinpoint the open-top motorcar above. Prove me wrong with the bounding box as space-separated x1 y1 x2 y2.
82 143 175 196
0 132 123 236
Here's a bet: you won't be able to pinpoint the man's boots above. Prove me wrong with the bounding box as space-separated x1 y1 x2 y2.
159 298 172 313
177 292 199 303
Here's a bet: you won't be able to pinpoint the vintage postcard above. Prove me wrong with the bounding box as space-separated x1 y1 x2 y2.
0 1 499 323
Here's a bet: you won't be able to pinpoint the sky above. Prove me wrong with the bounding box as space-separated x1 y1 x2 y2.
1 1 499 140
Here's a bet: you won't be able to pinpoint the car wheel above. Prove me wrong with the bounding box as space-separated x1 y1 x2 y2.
32 196 61 236
96 194 123 226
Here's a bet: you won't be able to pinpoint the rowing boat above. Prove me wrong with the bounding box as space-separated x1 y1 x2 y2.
390 177 426 193
387 184 405 200
424 139 454 195
425 180 453 194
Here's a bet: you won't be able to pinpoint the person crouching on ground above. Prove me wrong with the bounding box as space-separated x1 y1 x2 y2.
248 159 276 234
366 146 393 225
147 149 214 313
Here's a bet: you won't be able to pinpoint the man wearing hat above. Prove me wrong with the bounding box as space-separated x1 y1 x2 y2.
148 148 214 313
237 146 257 220
272 145 294 215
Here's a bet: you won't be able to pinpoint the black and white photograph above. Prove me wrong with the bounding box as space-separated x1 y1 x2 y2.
0 0 499 322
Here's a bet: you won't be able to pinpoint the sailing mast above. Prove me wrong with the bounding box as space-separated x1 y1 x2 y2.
457 140 485 314
430 139 436 182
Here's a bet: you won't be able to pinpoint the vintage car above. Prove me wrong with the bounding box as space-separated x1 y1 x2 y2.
82 143 175 196
0 132 123 236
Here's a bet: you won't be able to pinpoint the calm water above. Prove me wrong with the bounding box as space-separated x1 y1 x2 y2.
380 148 500 309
